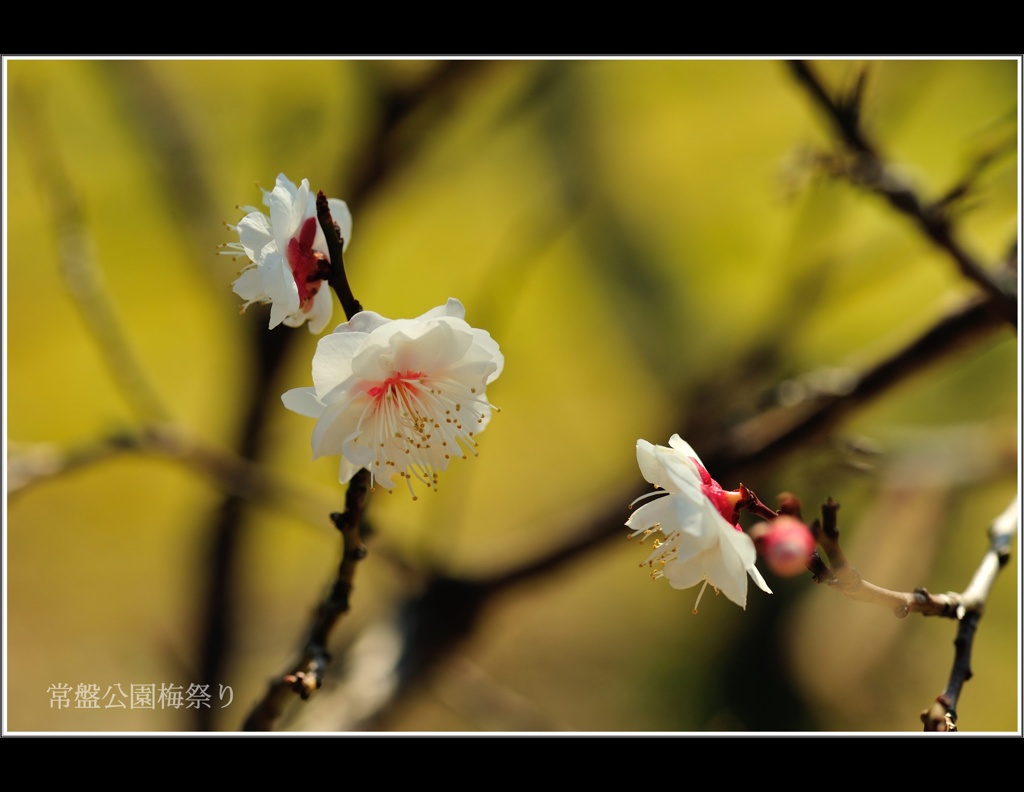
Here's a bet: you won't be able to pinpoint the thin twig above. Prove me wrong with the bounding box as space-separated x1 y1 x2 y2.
807 496 1018 729
920 497 1018 731
810 499 962 618
317 191 362 320
243 469 371 731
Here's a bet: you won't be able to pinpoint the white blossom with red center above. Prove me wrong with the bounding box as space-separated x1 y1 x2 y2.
627 435 772 611
222 173 352 334
282 298 503 497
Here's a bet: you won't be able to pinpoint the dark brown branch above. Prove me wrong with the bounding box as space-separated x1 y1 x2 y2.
717 290 1010 470
788 60 877 159
343 62 492 205
788 60 1017 328
811 498 965 618
243 469 372 731
317 191 363 320
738 484 780 522
920 498 1017 731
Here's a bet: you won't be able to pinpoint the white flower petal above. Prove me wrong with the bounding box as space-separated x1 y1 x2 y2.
328 198 353 251
311 331 366 397
337 310 393 336
232 267 264 302
668 433 703 468
700 539 749 609
236 213 274 260
311 399 363 460
674 507 722 550
664 555 710 591
306 288 334 335
471 330 504 383
337 455 363 485
268 175 305 247
748 563 773 595
636 440 677 493
626 491 676 536
267 257 300 329
281 387 324 418
394 322 473 375
416 297 465 322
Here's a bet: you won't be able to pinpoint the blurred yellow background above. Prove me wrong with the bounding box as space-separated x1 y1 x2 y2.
5 58 1019 733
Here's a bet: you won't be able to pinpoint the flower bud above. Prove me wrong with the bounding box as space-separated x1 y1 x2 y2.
750 516 816 578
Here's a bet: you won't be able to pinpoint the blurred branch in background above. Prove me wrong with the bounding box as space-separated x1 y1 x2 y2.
12 82 173 425
7 426 338 524
787 60 1018 328
710 282 1015 472
98 62 219 278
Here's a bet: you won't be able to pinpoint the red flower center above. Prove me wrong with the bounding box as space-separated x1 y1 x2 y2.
286 217 330 312
691 458 743 528
367 371 427 401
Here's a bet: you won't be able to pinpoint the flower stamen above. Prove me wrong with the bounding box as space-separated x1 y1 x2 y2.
692 579 710 614
356 370 497 495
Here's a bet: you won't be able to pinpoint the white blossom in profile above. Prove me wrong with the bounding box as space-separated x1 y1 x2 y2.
223 173 352 334
627 435 772 611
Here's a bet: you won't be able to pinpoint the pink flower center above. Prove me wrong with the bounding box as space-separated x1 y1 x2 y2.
367 371 427 401
287 217 330 312
691 457 743 529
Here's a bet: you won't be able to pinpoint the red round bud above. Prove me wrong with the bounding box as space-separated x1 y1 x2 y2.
752 516 816 577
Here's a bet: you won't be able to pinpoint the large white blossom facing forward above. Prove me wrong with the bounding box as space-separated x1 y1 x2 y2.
223 173 352 334
627 435 772 611
282 298 503 496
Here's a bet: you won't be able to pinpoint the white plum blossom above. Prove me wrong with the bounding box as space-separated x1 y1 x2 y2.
627 435 772 611
222 173 352 334
282 298 503 497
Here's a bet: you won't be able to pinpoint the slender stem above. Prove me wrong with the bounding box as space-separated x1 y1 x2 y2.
921 498 1018 730
243 469 372 731
317 191 363 321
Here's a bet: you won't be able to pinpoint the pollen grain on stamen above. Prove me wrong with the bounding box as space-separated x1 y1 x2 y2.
639 523 661 540
352 369 496 497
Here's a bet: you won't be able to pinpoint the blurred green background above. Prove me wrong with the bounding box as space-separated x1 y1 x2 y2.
5 58 1019 733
